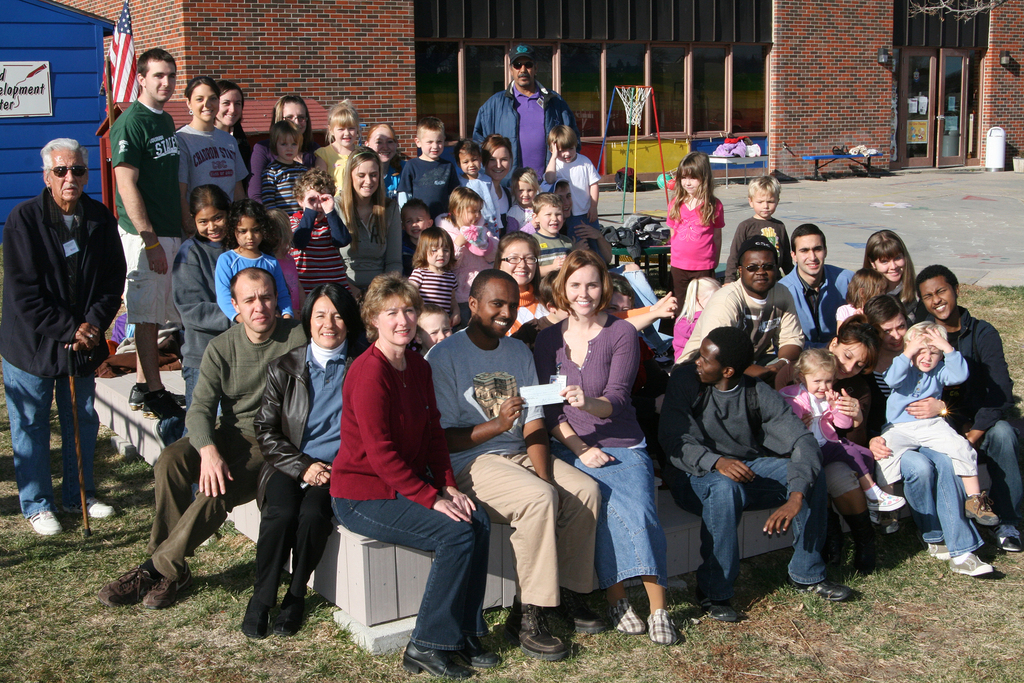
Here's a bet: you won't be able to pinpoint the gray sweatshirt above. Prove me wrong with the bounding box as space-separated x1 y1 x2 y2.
659 364 822 496
173 237 231 368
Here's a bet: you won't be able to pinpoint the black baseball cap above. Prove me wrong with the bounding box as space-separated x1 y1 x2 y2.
737 235 778 262
508 45 536 65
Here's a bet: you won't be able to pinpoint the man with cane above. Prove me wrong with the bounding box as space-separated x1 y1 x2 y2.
1 138 126 536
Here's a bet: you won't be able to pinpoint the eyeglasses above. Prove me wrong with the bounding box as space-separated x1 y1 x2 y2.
284 115 308 125
51 166 87 178
502 256 538 265
742 263 776 273
512 61 535 70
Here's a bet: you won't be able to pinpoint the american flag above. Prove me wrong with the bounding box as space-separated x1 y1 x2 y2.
108 0 139 102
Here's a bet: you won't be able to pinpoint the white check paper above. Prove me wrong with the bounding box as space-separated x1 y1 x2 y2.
520 377 567 407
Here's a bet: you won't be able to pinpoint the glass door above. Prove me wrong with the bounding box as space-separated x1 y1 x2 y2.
936 50 969 167
902 50 935 167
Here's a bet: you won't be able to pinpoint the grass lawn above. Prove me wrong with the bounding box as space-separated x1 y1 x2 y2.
2 241 1023 682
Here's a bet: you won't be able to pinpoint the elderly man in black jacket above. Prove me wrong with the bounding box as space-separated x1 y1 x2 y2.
0 138 126 535
918 264 1023 552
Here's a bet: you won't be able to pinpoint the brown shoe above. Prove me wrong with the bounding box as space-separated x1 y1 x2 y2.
142 563 192 609
98 566 156 607
965 492 1000 527
504 598 567 661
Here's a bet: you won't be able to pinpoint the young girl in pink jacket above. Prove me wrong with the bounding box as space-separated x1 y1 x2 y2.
779 348 904 512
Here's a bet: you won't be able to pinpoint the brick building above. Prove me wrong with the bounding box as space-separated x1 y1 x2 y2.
37 0 1024 178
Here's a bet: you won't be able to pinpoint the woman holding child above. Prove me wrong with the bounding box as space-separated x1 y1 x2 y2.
534 250 680 646
863 295 994 576
243 283 365 639
338 147 403 290
248 95 320 201
330 274 494 678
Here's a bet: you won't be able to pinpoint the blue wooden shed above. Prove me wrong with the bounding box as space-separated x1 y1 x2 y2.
0 0 112 242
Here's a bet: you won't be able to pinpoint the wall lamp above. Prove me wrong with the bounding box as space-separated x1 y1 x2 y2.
1000 50 1011 66
877 48 892 66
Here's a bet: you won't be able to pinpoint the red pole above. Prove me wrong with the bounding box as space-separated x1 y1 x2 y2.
649 88 669 208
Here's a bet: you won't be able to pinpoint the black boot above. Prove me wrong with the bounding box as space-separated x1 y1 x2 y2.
845 510 877 575
822 507 844 566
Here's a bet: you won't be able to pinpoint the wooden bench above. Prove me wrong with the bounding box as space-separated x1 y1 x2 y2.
90 371 828 635
801 154 880 181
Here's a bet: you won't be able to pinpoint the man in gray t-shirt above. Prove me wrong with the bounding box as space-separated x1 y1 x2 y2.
426 270 602 663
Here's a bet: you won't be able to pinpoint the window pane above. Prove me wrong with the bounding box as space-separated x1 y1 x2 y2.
531 45 554 94
606 43 646 137
692 47 725 132
732 45 765 133
560 43 603 138
416 42 459 141
465 45 507 134
651 46 687 133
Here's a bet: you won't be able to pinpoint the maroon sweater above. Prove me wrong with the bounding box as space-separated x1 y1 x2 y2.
330 344 456 508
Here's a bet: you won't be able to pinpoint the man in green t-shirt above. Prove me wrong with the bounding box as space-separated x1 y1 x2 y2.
110 48 184 420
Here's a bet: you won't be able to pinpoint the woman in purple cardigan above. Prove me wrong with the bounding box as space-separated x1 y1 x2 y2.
533 250 679 646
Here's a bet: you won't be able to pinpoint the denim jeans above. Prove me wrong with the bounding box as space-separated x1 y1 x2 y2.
552 443 667 589
331 495 490 650
976 420 1022 530
669 457 828 601
181 365 201 413
612 266 675 356
564 214 602 253
3 359 98 518
901 447 983 558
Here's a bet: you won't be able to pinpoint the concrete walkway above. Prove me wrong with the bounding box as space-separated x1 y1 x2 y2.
599 167 1024 287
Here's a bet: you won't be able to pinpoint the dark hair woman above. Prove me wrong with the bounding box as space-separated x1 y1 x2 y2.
247 95 321 201
244 283 365 639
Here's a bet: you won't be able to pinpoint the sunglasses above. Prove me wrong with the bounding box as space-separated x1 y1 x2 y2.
512 61 535 70
51 166 87 178
742 263 776 273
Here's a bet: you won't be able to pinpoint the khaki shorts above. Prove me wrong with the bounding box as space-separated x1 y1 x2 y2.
120 229 181 326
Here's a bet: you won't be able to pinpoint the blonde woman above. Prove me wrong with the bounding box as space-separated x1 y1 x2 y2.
338 147 402 290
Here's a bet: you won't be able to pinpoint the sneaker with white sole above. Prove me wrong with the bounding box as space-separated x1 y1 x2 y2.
949 553 994 576
29 510 63 536
64 497 115 519
866 491 906 512
926 543 950 561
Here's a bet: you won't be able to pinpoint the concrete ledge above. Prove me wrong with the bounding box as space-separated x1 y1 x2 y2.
333 609 418 655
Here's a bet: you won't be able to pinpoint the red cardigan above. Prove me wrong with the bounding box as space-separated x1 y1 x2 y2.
330 344 456 508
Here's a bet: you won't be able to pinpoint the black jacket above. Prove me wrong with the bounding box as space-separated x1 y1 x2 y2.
0 190 126 377
253 340 364 508
933 306 1014 434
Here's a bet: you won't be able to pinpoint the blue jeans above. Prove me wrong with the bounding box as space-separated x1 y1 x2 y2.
565 214 602 254
552 442 667 588
669 457 828 601
182 365 201 413
3 359 98 518
977 420 1022 530
331 495 490 650
610 266 674 356
901 447 983 558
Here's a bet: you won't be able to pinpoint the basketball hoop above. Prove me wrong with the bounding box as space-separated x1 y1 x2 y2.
615 86 653 128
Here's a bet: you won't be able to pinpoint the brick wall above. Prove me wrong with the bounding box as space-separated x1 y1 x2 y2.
55 0 418 150
769 0 895 179
980 3 1024 166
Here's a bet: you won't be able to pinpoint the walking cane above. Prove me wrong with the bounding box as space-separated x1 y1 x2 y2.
68 345 91 538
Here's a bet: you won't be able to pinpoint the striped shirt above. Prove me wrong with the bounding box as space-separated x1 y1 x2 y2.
261 159 306 214
289 211 350 291
408 268 457 313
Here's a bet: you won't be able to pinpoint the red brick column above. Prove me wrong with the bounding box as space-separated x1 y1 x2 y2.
980 4 1024 166
769 0 895 179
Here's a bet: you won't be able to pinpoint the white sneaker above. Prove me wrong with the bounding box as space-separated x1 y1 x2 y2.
29 510 63 536
926 543 950 561
64 497 115 519
866 491 906 512
949 553 994 577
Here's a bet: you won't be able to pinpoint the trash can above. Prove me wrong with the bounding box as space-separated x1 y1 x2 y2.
986 127 1006 172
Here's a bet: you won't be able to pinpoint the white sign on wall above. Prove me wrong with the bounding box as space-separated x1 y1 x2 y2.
0 62 53 118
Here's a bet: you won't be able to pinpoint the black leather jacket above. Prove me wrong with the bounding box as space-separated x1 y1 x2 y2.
253 340 363 508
